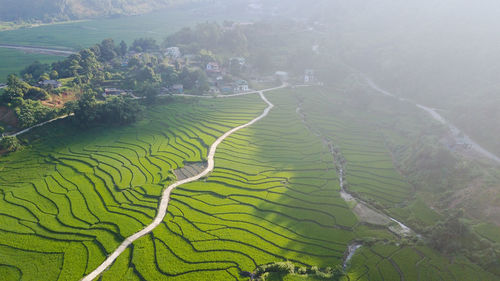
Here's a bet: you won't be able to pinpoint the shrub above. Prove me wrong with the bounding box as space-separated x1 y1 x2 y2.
0 136 21 152
297 267 307 274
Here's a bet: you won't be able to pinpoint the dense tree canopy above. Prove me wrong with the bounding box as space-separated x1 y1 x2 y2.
66 91 143 127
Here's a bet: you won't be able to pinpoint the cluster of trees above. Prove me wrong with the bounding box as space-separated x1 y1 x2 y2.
2 75 50 105
425 210 500 270
122 45 209 94
20 61 58 84
0 75 58 128
51 38 130 84
65 91 143 127
0 136 21 153
252 261 344 281
0 34 213 132
164 22 248 56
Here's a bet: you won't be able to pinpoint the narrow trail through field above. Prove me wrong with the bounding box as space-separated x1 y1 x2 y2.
4 114 73 138
0 44 76 56
81 85 285 281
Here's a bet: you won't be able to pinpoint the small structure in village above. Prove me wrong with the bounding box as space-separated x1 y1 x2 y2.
209 86 220 94
230 57 246 66
206 62 221 73
103 88 126 96
234 79 249 93
165 47 181 59
0 83 6 89
304 69 315 83
220 85 233 94
121 58 129 67
275 71 289 82
172 84 184 94
220 80 250 94
39 80 62 88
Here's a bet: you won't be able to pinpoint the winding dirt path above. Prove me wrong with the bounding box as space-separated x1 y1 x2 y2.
81 86 283 281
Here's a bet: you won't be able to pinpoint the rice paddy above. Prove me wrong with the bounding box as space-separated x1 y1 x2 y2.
0 88 496 280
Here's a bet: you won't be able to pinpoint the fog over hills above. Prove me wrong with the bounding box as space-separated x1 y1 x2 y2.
0 0 193 22
263 0 500 156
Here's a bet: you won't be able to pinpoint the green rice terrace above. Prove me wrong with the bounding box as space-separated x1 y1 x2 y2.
0 88 497 280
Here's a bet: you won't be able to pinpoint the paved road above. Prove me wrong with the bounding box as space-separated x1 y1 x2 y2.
1 114 73 140
0 44 76 56
364 76 500 164
81 85 285 281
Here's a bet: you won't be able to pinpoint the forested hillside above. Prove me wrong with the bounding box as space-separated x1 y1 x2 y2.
0 0 194 22
270 0 500 157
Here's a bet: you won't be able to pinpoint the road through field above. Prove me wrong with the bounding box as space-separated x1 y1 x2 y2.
364 76 500 164
81 85 284 281
0 44 76 56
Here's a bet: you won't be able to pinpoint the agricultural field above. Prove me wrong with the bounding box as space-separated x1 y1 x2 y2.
0 1 252 83
0 87 497 281
0 2 252 49
0 48 60 83
0 95 265 280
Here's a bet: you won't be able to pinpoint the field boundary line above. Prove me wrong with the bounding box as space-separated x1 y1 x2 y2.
81 84 285 281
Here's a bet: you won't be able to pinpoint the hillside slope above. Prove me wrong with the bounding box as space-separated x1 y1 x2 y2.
0 0 190 22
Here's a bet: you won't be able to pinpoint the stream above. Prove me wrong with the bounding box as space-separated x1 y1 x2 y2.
295 101 416 270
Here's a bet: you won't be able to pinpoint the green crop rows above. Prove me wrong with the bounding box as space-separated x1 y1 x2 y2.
0 95 265 280
0 88 496 281
280 87 497 281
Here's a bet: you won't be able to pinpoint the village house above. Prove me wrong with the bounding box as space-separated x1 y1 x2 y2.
39 80 62 88
121 58 129 67
165 47 181 59
206 62 221 73
275 71 289 82
103 88 126 96
209 86 220 94
0 83 6 89
233 80 249 93
231 57 246 66
172 84 184 94
304 69 315 83
220 85 233 94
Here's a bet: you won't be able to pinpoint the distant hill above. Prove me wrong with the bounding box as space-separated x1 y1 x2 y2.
0 0 191 22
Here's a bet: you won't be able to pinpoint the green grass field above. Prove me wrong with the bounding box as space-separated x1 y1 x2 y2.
0 1 252 83
0 2 252 49
0 88 497 280
0 48 60 82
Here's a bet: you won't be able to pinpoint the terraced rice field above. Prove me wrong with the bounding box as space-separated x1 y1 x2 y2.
0 95 266 280
0 88 496 281
283 87 497 281
296 90 413 209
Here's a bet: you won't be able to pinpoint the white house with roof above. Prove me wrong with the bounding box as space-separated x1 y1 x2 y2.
233 80 249 93
165 47 181 59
